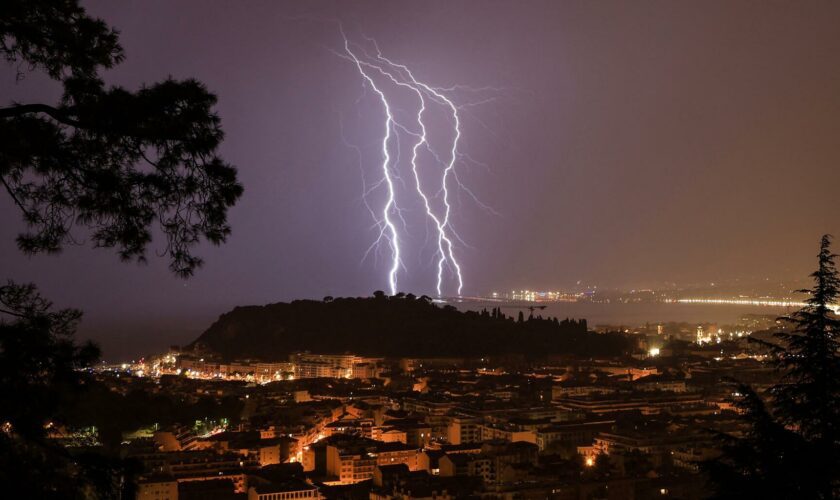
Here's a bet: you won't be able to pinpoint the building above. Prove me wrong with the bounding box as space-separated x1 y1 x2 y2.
136 476 178 500
556 393 711 415
248 480 320 500
322 436 422 484
478 423 537 444
535 420 615 451
292 353 373 379
446 416 481 445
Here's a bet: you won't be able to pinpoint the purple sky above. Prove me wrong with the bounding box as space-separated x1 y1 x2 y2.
3 1 840 359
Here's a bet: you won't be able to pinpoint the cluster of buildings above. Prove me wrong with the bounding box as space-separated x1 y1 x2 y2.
489 290 584 302
593 314 785 345
72 337 783 500
133 352 385 383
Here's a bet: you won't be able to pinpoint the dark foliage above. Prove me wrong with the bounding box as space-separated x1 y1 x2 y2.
191 294 630 360
0 437 140 500
0 282 137 498
767 235 840 444
0 282 96 439
705 235 840 498
703 382 822 498
1 1 242 496
1 0 122 79
63 382 244 449
1 0 243 277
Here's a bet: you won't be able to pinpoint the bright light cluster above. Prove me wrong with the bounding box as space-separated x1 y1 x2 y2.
675 297 840 312
492 290 583 302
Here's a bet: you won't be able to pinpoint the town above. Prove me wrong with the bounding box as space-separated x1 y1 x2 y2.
76 323 784 500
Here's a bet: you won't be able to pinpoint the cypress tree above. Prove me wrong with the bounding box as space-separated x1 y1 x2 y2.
706 235 840 497
770 235 840 443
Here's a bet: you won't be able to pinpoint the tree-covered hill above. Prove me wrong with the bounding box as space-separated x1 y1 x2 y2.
190 294 632 359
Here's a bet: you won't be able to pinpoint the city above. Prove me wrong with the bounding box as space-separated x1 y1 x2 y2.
75 306 783 499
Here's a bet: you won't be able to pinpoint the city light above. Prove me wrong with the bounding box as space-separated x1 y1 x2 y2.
675 297 840 313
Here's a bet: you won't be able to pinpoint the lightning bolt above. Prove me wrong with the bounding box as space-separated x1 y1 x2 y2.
360 40 467 296
342 32 401 295
340 29 493 297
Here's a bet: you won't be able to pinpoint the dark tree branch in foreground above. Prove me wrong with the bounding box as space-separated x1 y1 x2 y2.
0 281 122 497
0 103 81 126
1 0 122 80
1 0 243 277
1 1 245 497
0 281 95 439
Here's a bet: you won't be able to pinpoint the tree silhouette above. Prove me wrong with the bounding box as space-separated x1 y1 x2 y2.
704 383 816 498
706 235 840 498
0 282 97 440
1 0 243 277
0 281 131 498
0 1 242 497
769 235 840 445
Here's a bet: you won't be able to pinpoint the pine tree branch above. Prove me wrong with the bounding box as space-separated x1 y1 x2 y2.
0 103 81 127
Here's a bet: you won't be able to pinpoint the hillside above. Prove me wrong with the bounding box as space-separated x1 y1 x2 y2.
190 294 631 360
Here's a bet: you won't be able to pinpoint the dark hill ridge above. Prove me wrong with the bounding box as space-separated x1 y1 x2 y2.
190 295 632 360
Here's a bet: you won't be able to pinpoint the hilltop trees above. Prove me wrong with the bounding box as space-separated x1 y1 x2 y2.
706 235 840 498
0 1 242 497
190 295 616 360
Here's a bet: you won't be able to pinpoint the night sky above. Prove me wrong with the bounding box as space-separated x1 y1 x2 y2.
3 1 840 359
